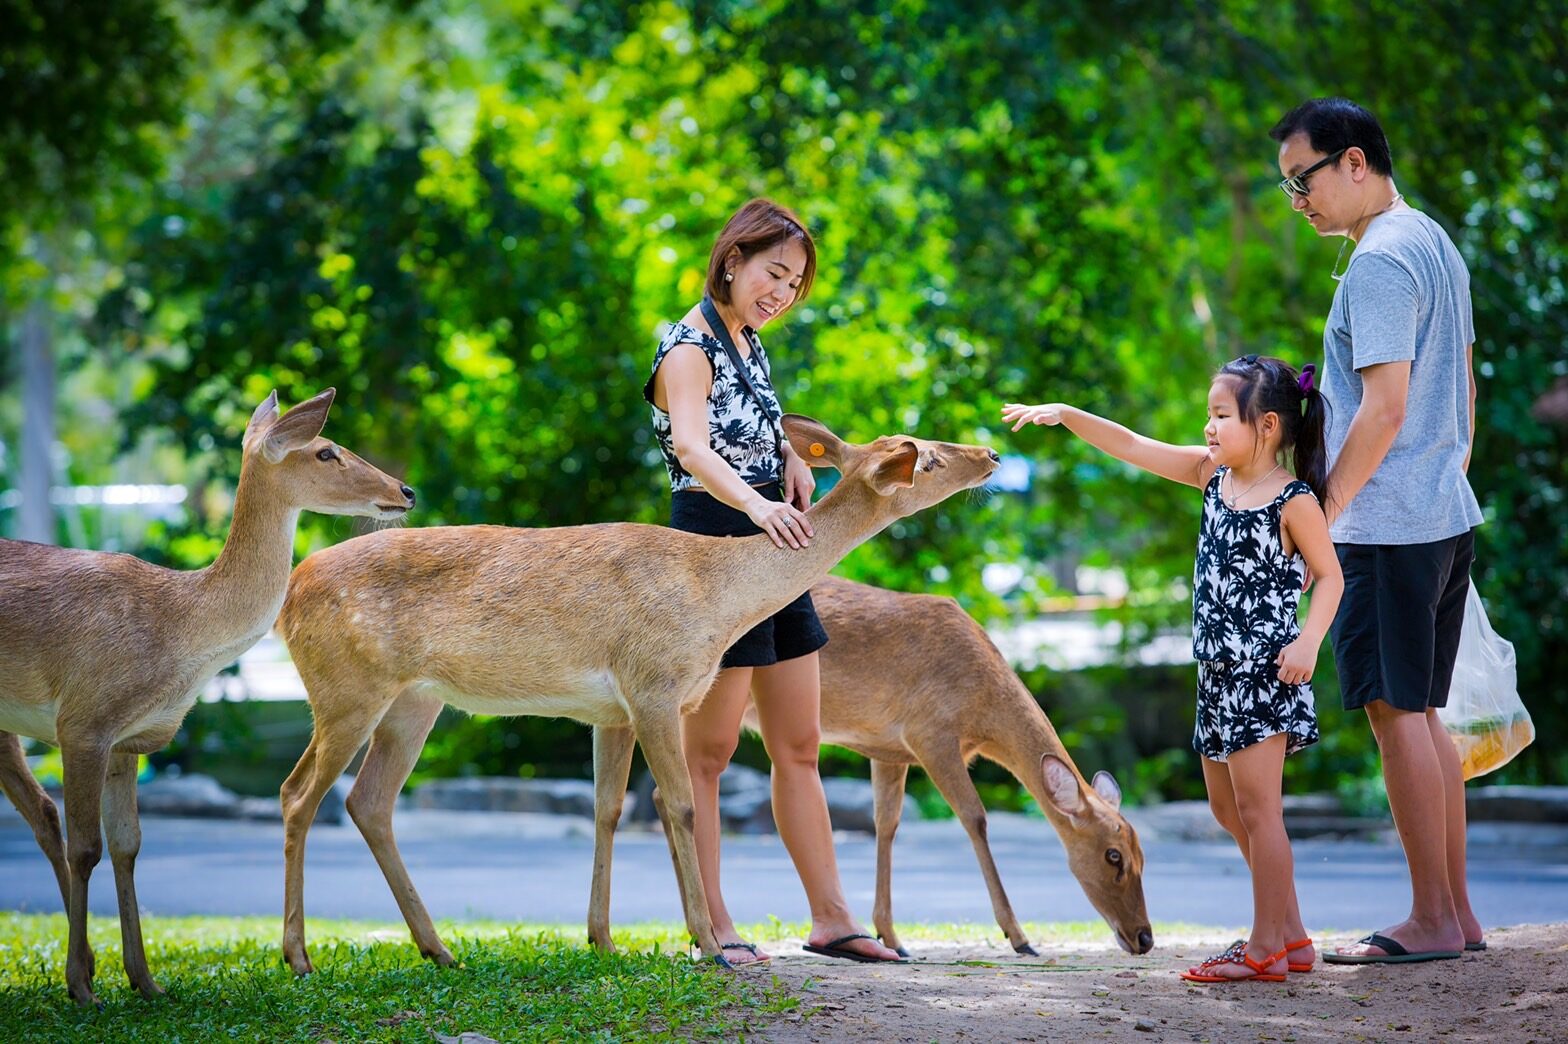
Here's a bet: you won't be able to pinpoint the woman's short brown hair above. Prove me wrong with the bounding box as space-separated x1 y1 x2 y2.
706 198 817 308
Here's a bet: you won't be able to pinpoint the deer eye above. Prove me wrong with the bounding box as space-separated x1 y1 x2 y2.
1105 849 1122 867
316 447 337 462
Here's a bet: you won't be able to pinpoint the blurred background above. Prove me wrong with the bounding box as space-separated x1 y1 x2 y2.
2 0 1563 814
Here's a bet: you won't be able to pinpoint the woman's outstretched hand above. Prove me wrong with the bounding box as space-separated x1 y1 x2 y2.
748 496 814 550
1002 402 1068 431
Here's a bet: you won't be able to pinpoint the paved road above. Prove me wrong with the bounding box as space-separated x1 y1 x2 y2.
3 808 1566 939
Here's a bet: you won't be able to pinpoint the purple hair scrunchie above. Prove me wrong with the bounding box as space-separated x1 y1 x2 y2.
1298 363 1317 397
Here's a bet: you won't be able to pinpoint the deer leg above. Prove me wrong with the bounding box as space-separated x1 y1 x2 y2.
280 694 385 977
917 744 1036 955
345 688 449 965
629 706 724 965
58 739 111 1006
0 732 71 910
101 751 163 999
588 725 636 952
869 759 911 957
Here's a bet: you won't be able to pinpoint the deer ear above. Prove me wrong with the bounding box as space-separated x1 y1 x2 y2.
782 414 847 469
261 388 336 463
868 440 919 494
1040 754 1086 817
1091 771 1123 810
245 391 280 442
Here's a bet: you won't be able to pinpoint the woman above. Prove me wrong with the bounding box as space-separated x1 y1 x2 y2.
643 198 902 965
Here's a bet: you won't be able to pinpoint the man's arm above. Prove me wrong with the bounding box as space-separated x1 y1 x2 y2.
1464 343 1476 473
1324 360 1412 528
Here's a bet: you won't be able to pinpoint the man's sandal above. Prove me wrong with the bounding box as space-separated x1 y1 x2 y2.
1180 941 1288 983
1286 936 1315 973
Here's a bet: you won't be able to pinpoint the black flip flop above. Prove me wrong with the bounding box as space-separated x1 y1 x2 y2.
1322 932 1462 965
802 933 908 964
720 942 771 965
1465 939 1487 952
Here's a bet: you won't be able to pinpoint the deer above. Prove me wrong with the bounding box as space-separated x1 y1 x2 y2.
272 415 998 974
780 576 1151 956
590 577 1155 960
0 388 414 1006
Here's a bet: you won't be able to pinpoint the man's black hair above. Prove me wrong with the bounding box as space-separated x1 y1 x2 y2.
1270 97 1393 177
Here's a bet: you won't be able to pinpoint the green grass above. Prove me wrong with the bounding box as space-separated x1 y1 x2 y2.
0 915 798 1043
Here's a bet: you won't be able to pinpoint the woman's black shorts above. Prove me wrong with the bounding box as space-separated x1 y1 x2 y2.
670 483 830 669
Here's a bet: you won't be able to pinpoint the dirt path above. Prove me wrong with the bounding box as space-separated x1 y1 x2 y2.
741 924 1568 1043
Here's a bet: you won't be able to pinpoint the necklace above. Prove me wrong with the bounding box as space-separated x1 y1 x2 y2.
1331 193 1404 281
1223 464 1282 509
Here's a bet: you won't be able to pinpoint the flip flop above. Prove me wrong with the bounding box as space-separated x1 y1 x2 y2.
720 942 772 966
1286 936 1315 973
1465 940 1487 952
1322 932 1462 965
801 933 908 964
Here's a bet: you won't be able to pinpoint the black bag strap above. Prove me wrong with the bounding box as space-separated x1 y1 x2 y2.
700 295 779 424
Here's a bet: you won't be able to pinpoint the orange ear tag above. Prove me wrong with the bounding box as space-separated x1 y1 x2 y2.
809 442 826 458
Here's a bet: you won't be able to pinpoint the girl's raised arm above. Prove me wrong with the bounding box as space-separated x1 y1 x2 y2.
1002 402 1215 489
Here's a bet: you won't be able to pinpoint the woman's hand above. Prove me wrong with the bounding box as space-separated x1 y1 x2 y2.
748 495 814 550
782 448 816 512
1275 637 1319 686
1002 402 1069 431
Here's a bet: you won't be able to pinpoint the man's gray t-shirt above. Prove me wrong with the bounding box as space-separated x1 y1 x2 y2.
1321 207 1483 545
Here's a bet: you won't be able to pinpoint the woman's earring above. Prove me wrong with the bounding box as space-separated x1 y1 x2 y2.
724 271 733 283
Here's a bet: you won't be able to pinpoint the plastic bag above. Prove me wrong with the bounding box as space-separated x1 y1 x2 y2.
1438 582 1534 780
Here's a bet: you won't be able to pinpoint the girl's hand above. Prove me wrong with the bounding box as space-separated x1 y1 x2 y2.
1275 637 1318 686
1002 402 1068 431
748 495 813 550
782 449 816 512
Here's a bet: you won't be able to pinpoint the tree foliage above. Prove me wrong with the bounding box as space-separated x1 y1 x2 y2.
7 0 1564 790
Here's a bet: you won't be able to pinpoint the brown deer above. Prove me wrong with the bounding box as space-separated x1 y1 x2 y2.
0 389 414 1006
273 415 997 973
787 576 1151 956
589 577 1154 959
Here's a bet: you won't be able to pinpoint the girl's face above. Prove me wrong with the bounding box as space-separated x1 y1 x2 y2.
724 239 808 329
1205 379 1276 468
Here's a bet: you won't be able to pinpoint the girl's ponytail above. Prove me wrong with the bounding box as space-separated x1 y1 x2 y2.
1292 364 1331 506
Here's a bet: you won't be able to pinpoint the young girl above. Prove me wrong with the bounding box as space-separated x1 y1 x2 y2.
1003 354 1343 983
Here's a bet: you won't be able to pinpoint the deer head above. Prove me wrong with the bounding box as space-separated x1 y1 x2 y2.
782 414 1000 517
241 390 414 519
1041 754 1154 954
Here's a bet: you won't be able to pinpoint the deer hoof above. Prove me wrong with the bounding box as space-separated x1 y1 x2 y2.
68 980 101 1008
135 977 167 1001
423 946 456 967
708 953 734 971
1015 943 1040 957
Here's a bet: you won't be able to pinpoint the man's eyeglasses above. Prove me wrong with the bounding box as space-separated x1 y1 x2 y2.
1278 148 1347 199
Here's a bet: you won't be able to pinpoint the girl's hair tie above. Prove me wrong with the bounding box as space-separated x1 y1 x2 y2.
1298 364 1317 396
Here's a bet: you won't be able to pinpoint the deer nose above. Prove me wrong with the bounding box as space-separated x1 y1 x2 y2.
986 449 1000 464
400 485 416 505
1136 927 1154 953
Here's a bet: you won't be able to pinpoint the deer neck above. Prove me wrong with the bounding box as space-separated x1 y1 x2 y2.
195 459 302 643
983 687 1088 839
708 481 889 629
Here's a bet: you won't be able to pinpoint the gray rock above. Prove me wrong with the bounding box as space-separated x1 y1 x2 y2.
137 773 241 818
1466 785 1568 824
238 796 282 822
719 787 776 835
820 776 920 834
408 777 636 822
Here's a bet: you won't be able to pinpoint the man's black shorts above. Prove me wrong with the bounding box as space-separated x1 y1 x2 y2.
1331 529 1475 712
670 482 829 669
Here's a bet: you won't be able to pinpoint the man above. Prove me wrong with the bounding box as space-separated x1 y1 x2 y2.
1271 97 1484 964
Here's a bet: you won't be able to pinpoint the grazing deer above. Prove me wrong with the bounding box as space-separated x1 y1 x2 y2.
274 415 997 973
589 578 1155 959
782 576 1152 956
0 389 414 1006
